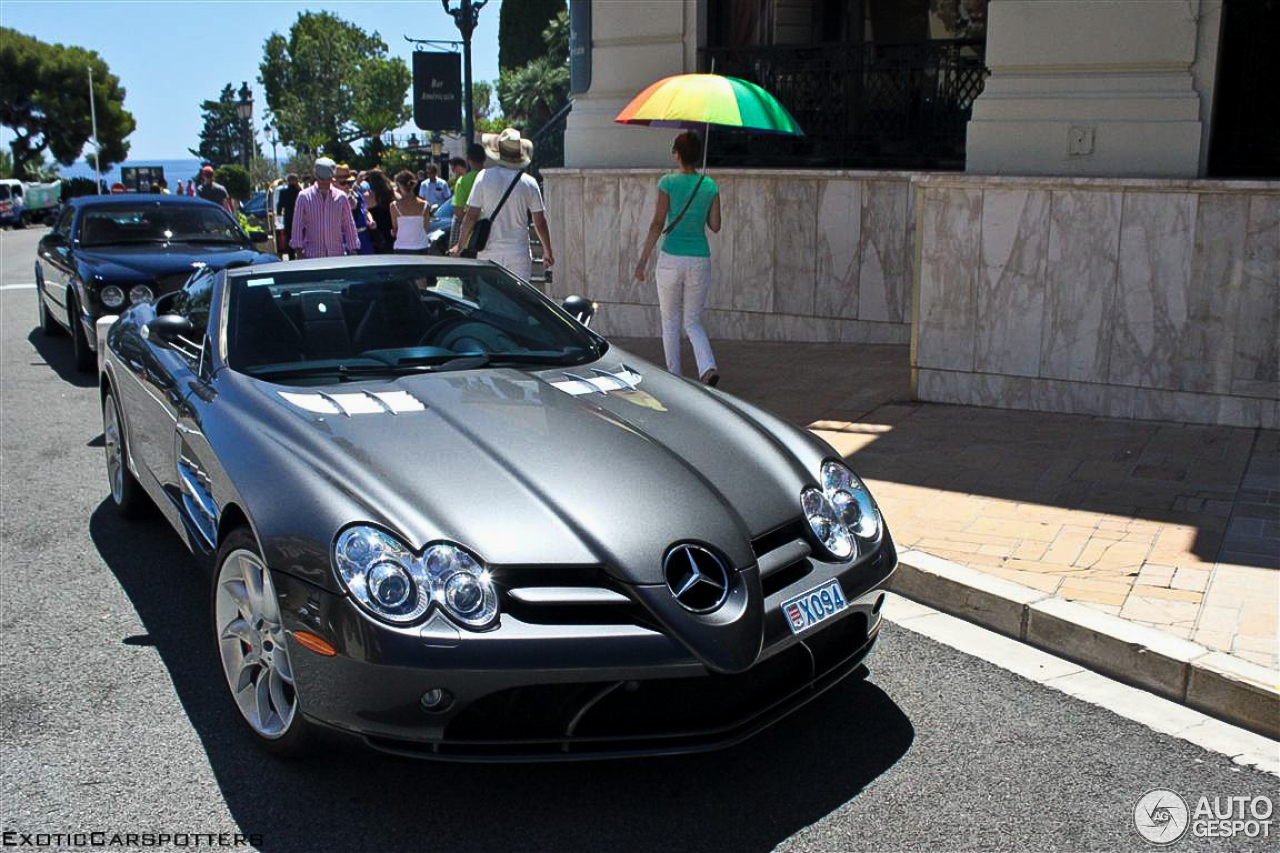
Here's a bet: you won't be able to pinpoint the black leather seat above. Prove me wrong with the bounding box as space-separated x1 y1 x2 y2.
234 286 303 368
351 280 430 352
298 290 351 361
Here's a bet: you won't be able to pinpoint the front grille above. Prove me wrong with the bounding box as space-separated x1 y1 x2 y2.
497 566 658 629
434 611 871 754
752 518 807 558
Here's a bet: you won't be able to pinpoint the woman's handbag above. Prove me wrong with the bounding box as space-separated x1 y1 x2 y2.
464 169 524 257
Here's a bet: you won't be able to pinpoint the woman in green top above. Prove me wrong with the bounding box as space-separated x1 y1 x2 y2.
634 131 722 386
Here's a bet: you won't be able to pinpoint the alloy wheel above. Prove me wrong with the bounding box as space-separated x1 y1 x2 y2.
103 396 124 504
214 548 296 738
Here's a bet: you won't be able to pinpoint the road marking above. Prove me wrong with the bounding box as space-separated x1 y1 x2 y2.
883 592 1279 776
0 283 37 290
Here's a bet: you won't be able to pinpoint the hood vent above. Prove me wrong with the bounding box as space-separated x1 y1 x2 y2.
279 390 427 416
550 364 643 397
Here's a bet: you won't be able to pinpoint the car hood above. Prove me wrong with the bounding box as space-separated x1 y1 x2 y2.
76 244 274 279
237 350 824 586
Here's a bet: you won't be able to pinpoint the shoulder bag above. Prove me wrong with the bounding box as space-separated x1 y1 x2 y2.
464 169 524 257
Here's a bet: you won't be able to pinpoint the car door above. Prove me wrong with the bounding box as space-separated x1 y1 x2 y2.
128 271 215 506
38 206 77 321
158 271 223 551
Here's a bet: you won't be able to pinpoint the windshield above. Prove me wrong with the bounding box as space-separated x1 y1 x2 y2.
80 204 246 247
226 263 605 384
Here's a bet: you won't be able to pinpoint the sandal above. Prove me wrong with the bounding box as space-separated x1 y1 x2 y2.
700 369 720 387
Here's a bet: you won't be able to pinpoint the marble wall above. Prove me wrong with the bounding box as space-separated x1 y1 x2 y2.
541 169 915 345
913 176 1280 429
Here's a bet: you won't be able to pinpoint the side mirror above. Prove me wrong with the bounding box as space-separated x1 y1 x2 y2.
145 314 194 347
42 232 65 246
246 228 267 241
561 295 595 326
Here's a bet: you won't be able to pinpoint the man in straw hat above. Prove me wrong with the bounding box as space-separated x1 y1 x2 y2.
449 128 554 283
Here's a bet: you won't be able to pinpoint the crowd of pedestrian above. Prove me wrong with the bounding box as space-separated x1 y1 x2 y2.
170 124 726 384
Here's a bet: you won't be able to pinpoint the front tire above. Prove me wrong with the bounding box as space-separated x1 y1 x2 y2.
102 391 149 518
69 293 94 373
213 528 312 756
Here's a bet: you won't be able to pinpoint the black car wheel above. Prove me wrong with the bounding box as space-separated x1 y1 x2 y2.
36 286 61 336
102 390 149 518
213 528 312 756
69 293 94 373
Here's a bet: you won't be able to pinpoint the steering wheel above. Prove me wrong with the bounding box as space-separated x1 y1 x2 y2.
421 318 518 354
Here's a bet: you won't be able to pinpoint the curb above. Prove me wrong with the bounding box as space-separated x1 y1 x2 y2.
890 550 1280 740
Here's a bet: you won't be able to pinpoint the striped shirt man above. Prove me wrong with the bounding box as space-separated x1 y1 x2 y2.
290 184 359 259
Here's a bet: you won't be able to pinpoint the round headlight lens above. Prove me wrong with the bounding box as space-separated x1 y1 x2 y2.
821 460 881 540
802 487 854 559
129 284 155 305
367 561 413 608
333 526 429 623
426 543 498 628
100 285 126 309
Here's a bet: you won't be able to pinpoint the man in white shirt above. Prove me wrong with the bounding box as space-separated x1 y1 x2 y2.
417 164 451 208
449 128 554 283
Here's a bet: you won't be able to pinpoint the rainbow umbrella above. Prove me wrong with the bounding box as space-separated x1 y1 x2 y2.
615 73 802 169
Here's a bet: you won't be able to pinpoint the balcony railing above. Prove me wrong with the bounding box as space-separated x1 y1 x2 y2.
704 40 988 170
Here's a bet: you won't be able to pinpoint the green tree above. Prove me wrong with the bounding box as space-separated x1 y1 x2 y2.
259 11 411 159
190 83 259 167
497 11 569 130
498 0 565 73
0 149 10 178
213 164 252 202
0 27 135 180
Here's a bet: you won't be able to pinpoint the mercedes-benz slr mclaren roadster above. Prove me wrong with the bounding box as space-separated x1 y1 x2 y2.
99 256 897 760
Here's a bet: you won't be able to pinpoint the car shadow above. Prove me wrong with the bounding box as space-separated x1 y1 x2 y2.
27 327 96 388
89 501 915 853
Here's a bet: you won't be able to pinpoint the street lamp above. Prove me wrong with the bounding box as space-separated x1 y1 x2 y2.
236 81 254 170
441 0 490 145
430 130 443 171
264 121 279 180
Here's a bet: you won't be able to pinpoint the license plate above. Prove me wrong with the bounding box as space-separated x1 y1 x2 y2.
782 579 848 635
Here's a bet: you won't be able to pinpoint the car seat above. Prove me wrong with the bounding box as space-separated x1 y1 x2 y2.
234 286 303 368
298 290 351 361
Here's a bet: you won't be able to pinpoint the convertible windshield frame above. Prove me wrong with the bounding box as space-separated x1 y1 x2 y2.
222 260 606 385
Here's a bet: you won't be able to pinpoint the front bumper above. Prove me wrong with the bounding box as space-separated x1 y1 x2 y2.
274 534 897 761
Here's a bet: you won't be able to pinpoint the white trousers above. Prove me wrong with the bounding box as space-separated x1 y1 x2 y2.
654 251 716 377
478 246 533 283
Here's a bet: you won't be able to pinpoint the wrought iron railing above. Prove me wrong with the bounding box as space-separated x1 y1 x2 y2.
704 40 988 169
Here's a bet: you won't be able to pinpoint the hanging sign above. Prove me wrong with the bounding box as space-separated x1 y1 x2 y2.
413 52 462 131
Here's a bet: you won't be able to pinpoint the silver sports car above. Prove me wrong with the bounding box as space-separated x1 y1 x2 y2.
99 256 897 760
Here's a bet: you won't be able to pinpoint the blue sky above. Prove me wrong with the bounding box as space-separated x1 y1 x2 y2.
0 0 504 160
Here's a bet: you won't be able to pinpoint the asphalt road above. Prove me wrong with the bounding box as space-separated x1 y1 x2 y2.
0 224 1275 853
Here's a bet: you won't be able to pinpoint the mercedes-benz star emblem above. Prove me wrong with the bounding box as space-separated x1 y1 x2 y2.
664 545 730 613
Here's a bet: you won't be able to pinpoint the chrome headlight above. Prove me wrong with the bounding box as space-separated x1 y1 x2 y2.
99 285 126 309
334 526 431 624
802 461 882 560
333 527 498 629
128 284 155 305
425 543 498 628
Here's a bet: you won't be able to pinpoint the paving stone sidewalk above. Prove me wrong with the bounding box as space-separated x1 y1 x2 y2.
616 337 1280 674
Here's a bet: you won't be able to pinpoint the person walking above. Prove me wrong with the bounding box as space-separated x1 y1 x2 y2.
448 145 484 249
633 130 721 386
195 166 236 217
390 170 431 254
417 164 451 209
278 173 301 259
364 169 396 254
289 157 359 259
336 164 375 255
449 128 554 283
